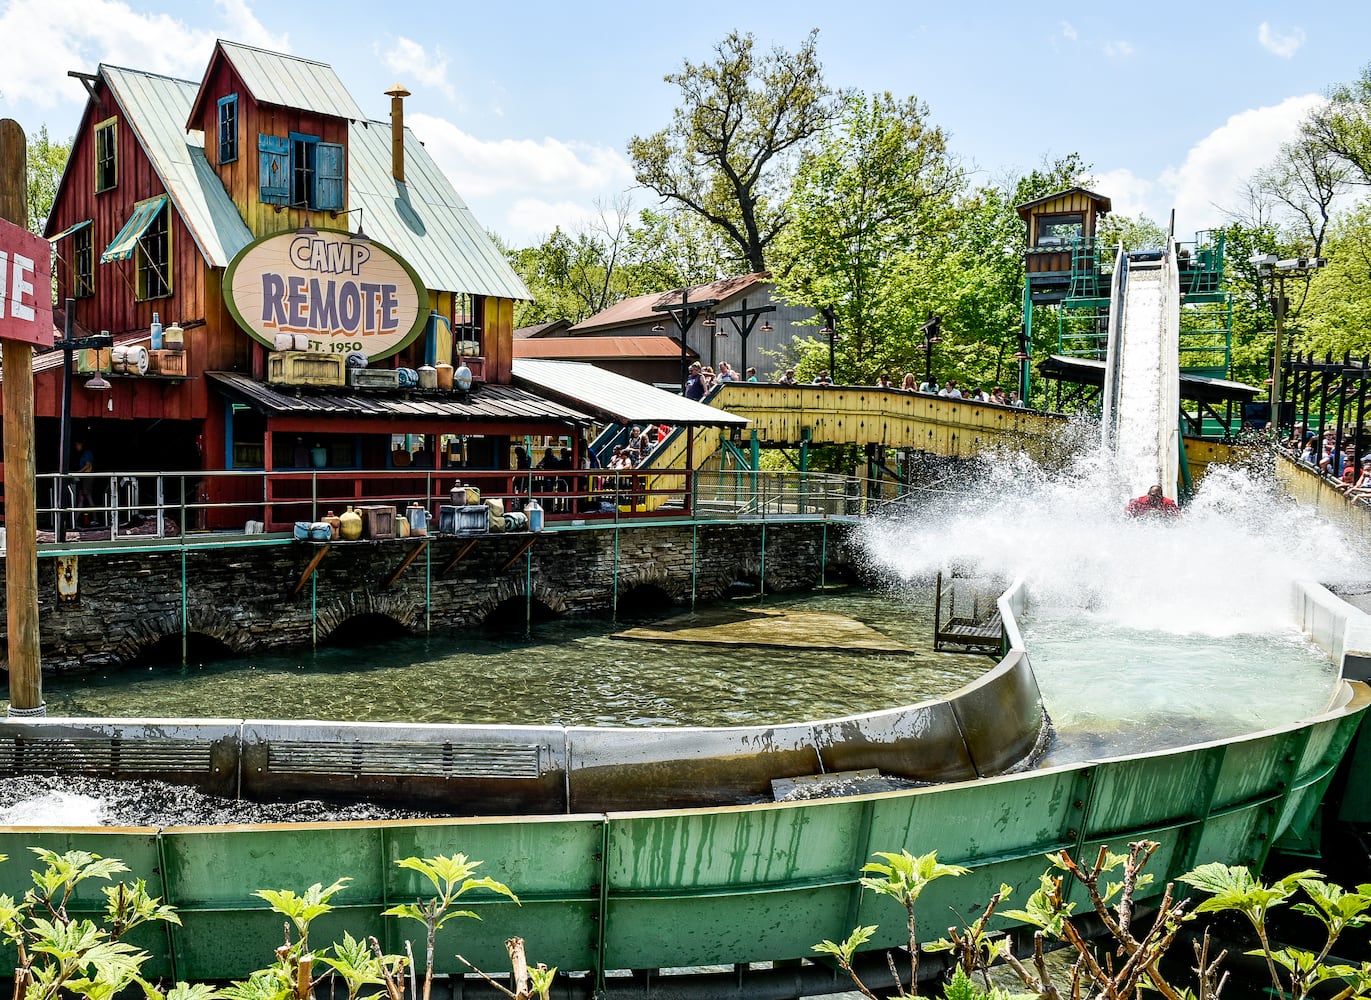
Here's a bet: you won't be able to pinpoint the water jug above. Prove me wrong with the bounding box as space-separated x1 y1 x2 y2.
526 498 544 532
322 510 342 540
406 503 428 535
339 506 363 541
150 312 163 350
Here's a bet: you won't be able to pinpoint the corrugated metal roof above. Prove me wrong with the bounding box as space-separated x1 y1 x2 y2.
513 336 687 359
208 371 592 424
569 273 771 333
348 120 531 300
101 65 253 268
216 41 365 120
512 359 750 427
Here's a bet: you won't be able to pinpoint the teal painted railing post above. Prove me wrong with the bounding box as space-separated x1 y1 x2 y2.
595 819 611 993
525 545 533 638
759 522 767 599
311 569 318 647
424 540 432 633
612 523 620 623
180 547 188 665
820 522 827 589
691 522 699 611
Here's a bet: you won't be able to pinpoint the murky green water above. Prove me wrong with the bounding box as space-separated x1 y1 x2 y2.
41 587 994 727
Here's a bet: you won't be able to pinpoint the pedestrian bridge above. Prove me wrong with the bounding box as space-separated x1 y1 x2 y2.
641 383 1241 484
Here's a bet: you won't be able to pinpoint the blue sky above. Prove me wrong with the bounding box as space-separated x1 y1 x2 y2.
2 0 1369 247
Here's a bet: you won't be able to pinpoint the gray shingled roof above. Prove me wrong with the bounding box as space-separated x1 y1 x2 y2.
215 40 365 120
348 120 532 301
101 65 253 268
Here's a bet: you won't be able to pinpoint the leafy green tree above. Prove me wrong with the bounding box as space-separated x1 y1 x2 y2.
1096 212 1167 252
620 206 738 292
772 90 960 382
1303 62 1371 187
628 29 842 273
26 125 70 236
1296 204 1371 359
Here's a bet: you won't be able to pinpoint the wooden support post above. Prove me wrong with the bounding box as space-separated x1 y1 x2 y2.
383 539 429 589
1 119 44 716
439 538 478 577
497 537 536 574
291 543 332 597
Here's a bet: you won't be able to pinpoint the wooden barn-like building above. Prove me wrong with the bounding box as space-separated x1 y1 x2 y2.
31 41 605 528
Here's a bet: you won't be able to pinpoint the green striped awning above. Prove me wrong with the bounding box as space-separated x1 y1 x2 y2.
48 219 92 242
101 195 167 263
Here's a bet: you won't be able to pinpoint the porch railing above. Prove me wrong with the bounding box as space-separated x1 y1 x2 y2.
6 466 883 546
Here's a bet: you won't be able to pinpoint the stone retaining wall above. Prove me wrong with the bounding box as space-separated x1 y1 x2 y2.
2 522 859 673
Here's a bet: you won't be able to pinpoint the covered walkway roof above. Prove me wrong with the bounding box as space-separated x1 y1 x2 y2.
1037 354 1263 404
512 358 750 428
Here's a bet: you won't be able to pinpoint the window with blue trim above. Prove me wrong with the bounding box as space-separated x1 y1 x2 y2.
260 132 343 211
218 95 238 164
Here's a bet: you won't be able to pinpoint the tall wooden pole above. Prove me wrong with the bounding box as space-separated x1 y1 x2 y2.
0 118 45 715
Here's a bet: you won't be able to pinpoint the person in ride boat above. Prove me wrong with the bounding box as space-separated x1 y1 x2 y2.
1125 484 1180 518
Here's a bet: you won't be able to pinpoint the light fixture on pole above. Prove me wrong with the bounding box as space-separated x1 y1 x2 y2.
651 290 720 392
714 298 776 380
276 200 318 235
820 306 838 381
54 299 112 534
330 205 368 242
920 313 943 387
1250 252 1325 435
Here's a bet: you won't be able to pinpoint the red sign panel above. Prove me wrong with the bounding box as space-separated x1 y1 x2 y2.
0 216 53 348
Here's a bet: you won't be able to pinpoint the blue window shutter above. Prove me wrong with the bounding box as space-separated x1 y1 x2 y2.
315 142 344 212
258 134 289 204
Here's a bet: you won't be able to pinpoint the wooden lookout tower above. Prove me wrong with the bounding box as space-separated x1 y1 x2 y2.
1018 187 1113 306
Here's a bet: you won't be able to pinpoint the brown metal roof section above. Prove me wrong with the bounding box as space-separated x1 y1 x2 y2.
514 320 573 339
1014 187 1113 220
206 371 592 424
513 336 691 360
568 272 772 334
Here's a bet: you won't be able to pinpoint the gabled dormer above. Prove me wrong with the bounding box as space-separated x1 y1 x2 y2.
186 40 363 238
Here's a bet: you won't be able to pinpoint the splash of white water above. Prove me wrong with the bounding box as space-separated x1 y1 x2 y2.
0 790 106 826
862 433 1361 637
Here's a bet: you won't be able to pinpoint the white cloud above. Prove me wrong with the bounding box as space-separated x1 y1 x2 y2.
1091 168 1156 220
407 112 637 244
1258 22 1306 59
381 37 456 103
0 0 286 113
1102 40 1134 59
1060 21 1078 42
1100 94 1326 234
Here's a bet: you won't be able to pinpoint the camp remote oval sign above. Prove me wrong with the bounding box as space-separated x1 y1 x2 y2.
224 228 428 362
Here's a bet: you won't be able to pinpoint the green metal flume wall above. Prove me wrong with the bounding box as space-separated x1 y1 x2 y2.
1 680 1365 983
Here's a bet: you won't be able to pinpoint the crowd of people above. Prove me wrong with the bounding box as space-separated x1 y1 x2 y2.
713 364 1027 406
1283 423 1371 504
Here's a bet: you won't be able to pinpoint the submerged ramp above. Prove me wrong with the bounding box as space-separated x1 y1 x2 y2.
1102 247 1182 496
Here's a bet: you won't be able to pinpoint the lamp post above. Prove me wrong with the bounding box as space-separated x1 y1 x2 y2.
713 297 776 379
820 306 837 381
1250 253 1325 435
53 297 111 533
921 313 942 387
652 290 720 392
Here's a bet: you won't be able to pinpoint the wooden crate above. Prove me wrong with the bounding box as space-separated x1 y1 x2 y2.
349 367 399 389
75 347 111 374
357 504 396 540
267 351 346 386
148 349 187 376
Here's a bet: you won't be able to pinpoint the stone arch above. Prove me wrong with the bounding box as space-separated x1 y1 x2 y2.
315 590 419 642
101 608 252 667
457 579 568 630
615 562 687 605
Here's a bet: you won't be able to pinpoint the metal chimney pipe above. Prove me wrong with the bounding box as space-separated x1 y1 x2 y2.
384 83 410 182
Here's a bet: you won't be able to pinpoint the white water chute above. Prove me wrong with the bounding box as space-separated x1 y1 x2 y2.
1101 241 1182 498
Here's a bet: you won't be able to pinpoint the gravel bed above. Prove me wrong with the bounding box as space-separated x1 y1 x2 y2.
0 775 445 826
